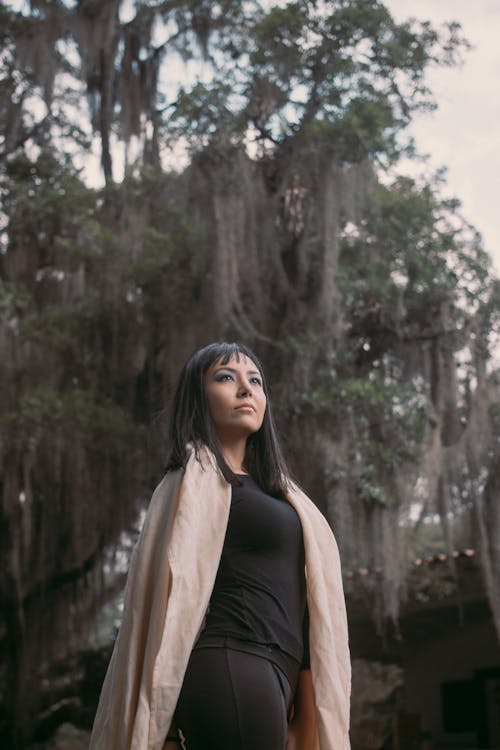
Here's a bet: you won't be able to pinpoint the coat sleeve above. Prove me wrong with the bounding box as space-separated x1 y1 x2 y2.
287 482 351 749
89 470 182 750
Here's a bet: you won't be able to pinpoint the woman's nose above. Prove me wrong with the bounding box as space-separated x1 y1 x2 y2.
238 380 252 396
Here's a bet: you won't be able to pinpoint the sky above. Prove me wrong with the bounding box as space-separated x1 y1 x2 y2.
384 0 500 274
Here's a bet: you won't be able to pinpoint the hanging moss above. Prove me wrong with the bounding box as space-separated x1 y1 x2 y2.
1 2 499 745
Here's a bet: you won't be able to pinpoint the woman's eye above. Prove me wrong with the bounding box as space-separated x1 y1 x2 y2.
250 377 262 386
216 374 233 381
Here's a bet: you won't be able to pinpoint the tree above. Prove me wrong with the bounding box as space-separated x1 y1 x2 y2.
0 1 498 746
1 1 467 176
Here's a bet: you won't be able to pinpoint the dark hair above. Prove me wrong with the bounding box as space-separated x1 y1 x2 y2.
165 342 290 496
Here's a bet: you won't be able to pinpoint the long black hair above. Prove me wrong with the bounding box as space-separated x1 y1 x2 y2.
165 342 290 496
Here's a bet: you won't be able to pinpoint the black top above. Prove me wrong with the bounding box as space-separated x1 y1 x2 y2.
198 474 310 668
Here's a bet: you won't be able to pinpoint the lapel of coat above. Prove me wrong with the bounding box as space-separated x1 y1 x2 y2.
285 483 351 750
148 447 231 747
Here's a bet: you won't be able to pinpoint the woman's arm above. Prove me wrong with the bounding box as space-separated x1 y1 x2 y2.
287 668 317 749
162 720 181 749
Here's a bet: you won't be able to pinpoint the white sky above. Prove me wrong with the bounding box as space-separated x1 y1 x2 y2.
385 0 500 274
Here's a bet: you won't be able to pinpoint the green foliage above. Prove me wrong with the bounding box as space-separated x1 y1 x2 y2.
169 81 246 150
328 168 496 513
0 0 470 172
5 386 141 453
0 280 31 316
249 3 308 78
2 153 97 264
19 300 97 350
338 174 493 343
358 465 394 506
236 1 466 158
405 520 447 559
311 370 426 448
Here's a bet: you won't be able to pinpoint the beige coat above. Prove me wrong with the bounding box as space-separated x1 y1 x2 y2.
89 447 351 750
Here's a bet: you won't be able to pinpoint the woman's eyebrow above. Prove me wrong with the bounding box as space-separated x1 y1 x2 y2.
213 366 261 376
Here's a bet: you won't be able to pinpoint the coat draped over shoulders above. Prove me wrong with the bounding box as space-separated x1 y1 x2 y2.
89 446 351 750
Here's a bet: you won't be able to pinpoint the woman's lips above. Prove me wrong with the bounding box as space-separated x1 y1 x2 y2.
235 404 255 412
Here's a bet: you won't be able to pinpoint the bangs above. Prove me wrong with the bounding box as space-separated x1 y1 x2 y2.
202 342 264 377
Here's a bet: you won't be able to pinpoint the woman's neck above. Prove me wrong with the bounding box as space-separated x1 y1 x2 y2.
218 437 247 474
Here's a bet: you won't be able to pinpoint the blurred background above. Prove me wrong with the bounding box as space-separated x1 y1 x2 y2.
0 1 499 748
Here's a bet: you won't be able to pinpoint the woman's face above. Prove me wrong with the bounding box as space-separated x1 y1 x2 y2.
204 354 267 442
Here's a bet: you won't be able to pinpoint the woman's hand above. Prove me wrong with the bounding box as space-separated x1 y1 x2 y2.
162 720 181 749
287 715 313 750
286 720 299 749
286 669 317 750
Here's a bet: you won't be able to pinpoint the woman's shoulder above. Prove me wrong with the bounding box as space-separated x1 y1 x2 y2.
141 467 184 529
152 466 183 497
287 480 336 534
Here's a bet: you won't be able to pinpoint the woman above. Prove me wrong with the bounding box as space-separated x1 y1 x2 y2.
89 342 351 750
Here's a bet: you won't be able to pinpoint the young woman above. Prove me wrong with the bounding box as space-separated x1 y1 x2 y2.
89 342 351 750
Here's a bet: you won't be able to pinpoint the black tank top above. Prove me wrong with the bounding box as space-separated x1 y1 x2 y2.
198 474 310 668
